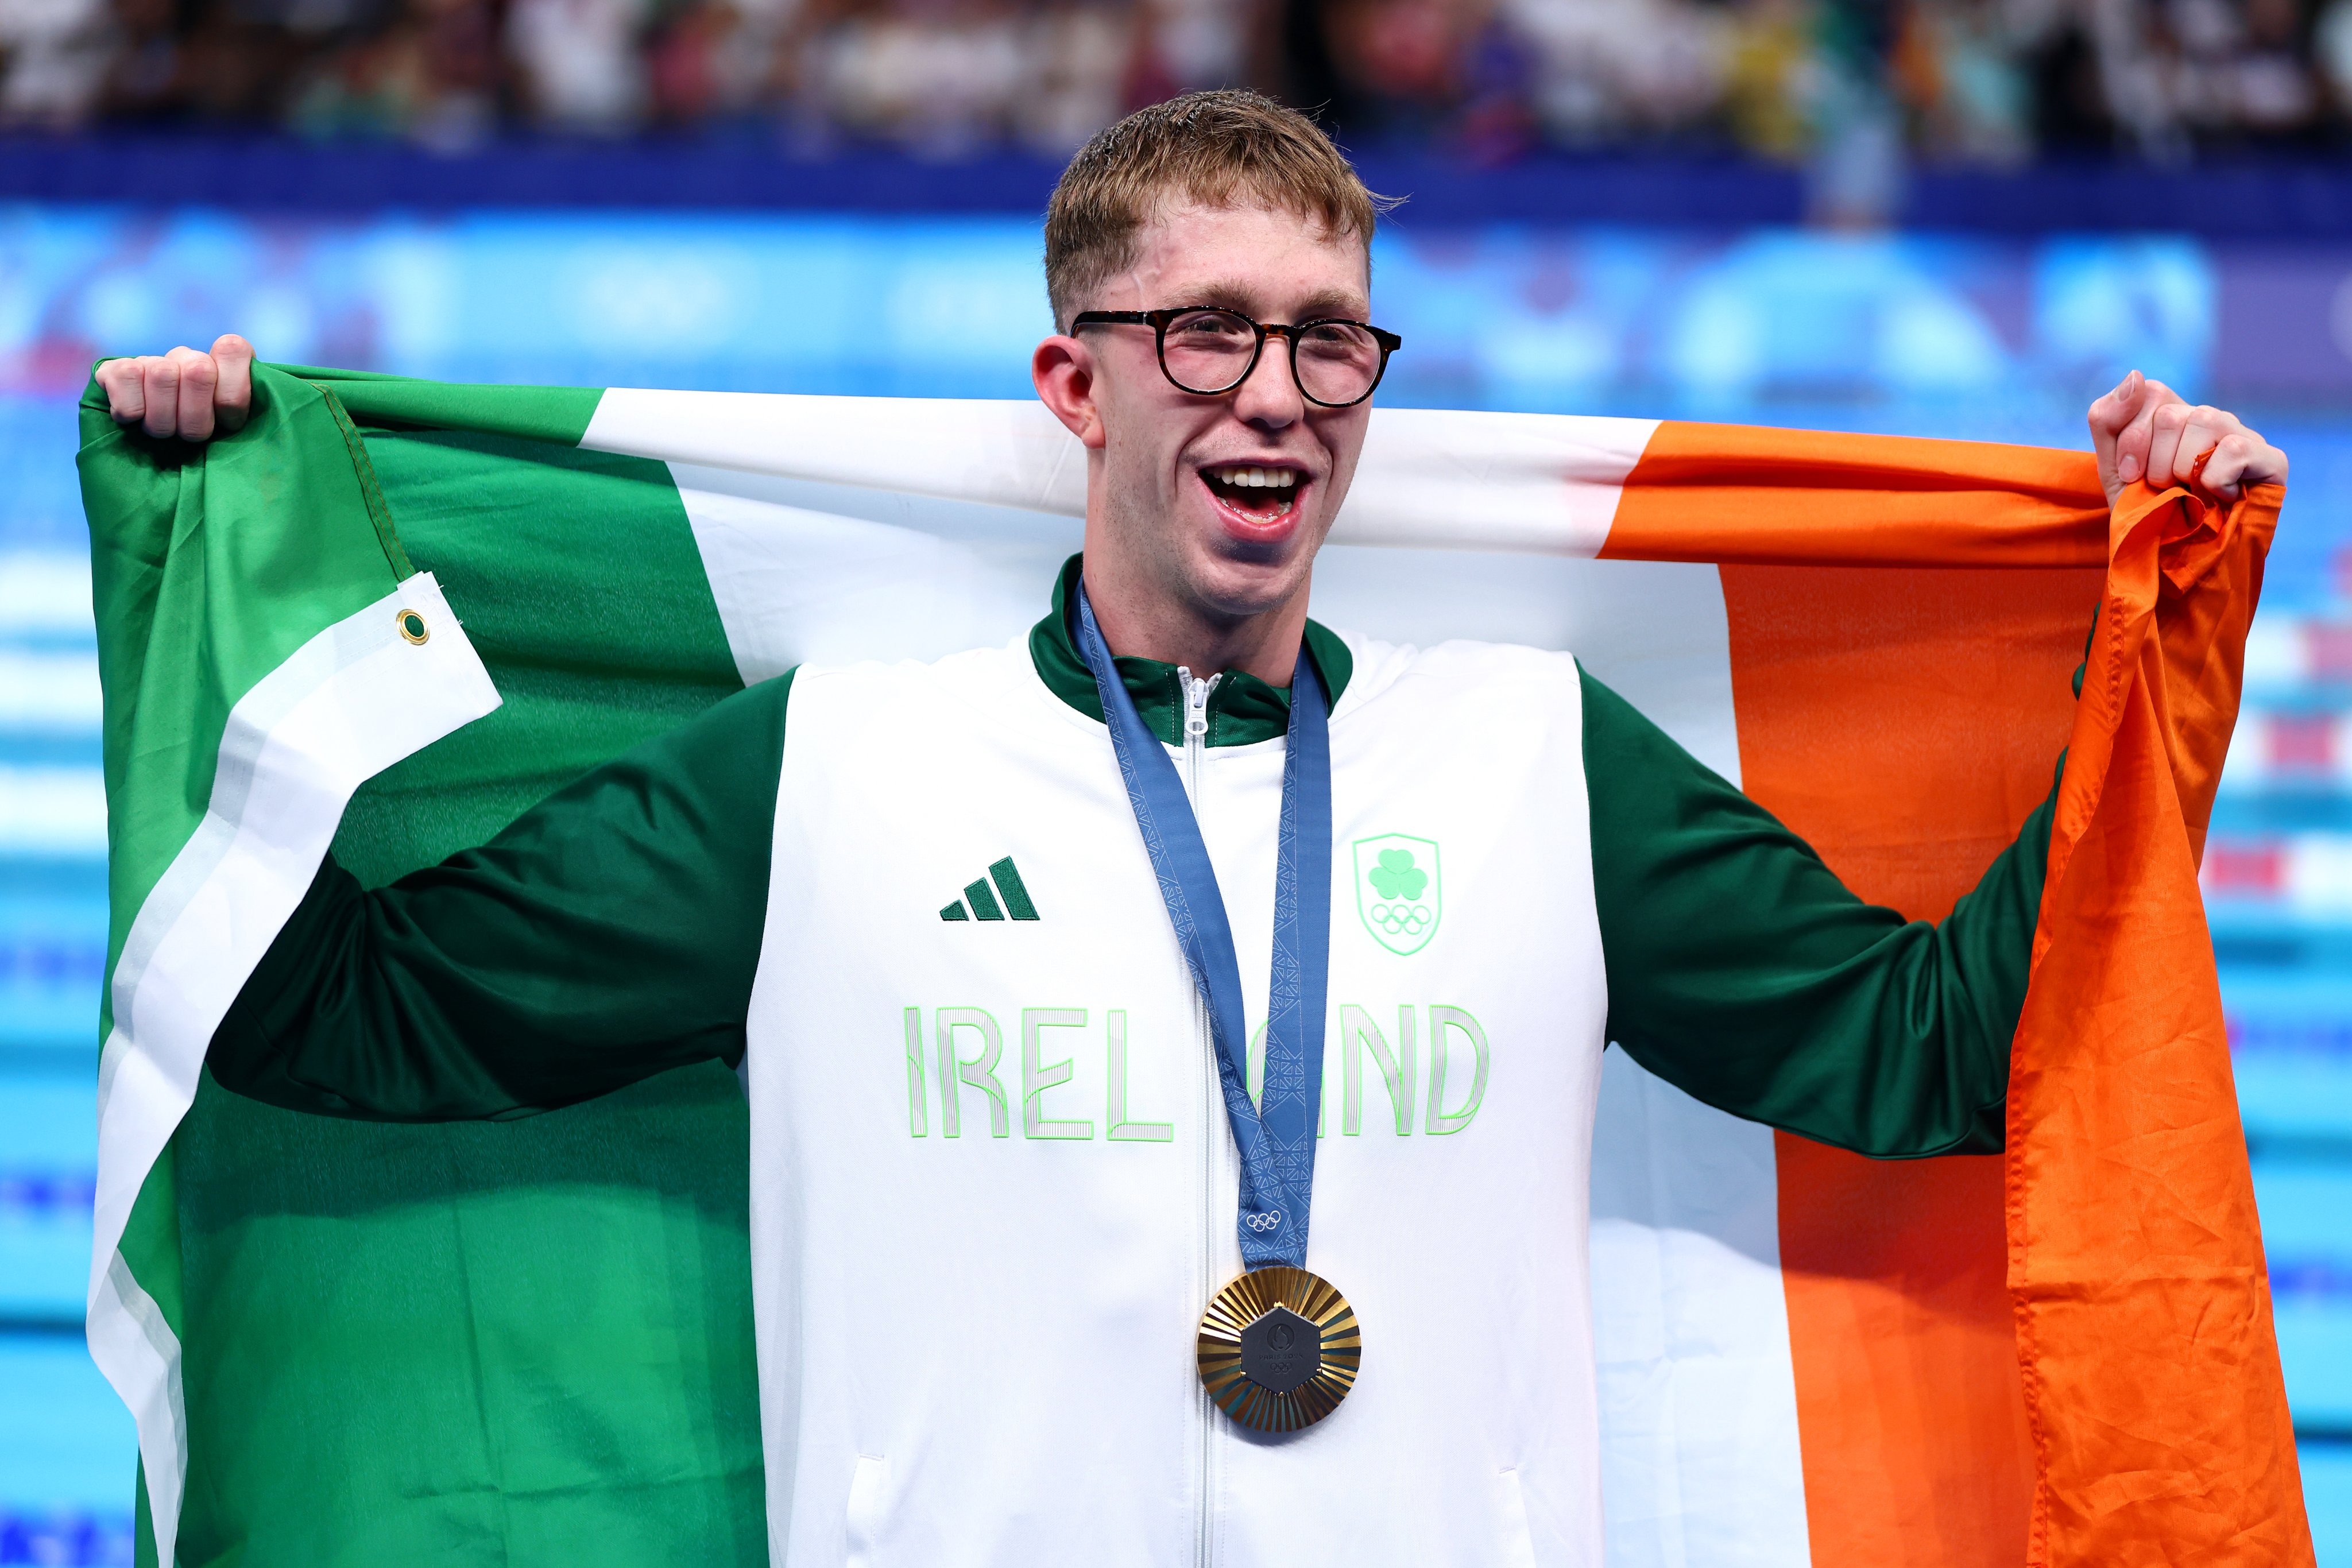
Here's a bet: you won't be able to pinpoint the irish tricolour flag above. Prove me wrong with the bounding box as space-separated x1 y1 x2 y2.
78 366 2308 1566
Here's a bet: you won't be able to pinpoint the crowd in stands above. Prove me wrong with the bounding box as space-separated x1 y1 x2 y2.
1 0 2347 161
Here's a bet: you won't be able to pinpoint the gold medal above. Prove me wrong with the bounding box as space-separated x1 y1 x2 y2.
1195 1266 1361 1433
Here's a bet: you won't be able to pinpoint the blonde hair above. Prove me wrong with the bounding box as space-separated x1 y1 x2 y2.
1044 90 1388 331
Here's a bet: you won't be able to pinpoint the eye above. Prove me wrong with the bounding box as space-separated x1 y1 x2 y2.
1169 310 1254 341
1298 322 1374 357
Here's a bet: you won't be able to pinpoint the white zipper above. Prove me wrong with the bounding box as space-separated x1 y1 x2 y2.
1179 667 1217 776
1178 667 1220 1568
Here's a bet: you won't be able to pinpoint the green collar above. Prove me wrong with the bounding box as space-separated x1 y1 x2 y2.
1027 555 1353 748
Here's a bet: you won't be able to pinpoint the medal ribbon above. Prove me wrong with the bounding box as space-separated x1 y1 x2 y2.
1075 582 1331 1272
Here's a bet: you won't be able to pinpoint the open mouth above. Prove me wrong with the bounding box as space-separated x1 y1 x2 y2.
1200 463 1302 526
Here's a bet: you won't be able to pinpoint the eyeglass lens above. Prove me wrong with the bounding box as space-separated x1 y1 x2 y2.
1160 309 1384 405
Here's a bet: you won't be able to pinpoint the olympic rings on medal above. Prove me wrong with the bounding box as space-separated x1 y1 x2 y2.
1367 902 1432 937
1243 1209 1285 1233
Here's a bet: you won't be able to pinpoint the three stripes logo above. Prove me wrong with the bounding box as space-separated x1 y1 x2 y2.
940 857 1042 923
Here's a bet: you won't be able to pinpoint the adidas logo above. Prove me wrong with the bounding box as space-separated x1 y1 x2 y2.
940 857 1041 922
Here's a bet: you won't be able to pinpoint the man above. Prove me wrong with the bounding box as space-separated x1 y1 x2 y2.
100 91 2284 1565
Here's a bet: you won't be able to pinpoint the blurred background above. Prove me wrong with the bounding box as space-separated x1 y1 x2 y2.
0 0 2350 167
2 0 2351 1559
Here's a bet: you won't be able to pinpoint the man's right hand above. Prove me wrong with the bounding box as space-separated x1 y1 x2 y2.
95 334 256 441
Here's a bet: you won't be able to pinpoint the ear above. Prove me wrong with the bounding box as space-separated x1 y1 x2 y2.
1032 333 1107 450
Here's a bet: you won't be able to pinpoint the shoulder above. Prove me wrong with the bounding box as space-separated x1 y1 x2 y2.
789 638 1023 697
581 670 799 812
1324 628 1585 725
779 639 1032 739
672 665 796 749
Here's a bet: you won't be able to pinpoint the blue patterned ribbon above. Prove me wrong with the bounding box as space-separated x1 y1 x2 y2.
1075 582 1331 1271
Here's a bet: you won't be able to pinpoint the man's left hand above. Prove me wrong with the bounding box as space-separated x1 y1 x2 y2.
2088 370 2287 509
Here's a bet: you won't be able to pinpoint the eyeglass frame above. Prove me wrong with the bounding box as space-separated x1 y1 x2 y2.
1069 307 1404 408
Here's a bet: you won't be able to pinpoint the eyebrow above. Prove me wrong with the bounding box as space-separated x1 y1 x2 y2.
1179 280 1371 320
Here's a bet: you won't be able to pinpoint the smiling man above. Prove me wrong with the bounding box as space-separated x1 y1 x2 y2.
96 91 2287 1566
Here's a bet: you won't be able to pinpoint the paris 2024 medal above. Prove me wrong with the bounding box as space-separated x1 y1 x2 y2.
1196 1266 1361 1433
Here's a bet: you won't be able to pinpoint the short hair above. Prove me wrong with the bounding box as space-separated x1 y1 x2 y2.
1043 90 1388 331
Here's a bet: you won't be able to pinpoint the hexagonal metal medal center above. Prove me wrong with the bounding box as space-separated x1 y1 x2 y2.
1237 1304 1322 1395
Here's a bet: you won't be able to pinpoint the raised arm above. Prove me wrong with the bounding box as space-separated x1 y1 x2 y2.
210 671 794 1121
1581 666 2052 1157
1590 375 2285 1157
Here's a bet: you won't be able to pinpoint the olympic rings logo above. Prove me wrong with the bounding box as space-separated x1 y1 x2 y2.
1243 1210 1285 1233
1367 901 1432 938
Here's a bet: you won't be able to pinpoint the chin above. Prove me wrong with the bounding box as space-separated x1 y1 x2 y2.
1182 536 1316 620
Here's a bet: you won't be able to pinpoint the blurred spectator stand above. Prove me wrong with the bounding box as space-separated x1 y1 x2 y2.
4 0 2351 171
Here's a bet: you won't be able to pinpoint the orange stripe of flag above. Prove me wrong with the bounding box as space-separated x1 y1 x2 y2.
1722 562 2092 1565
1599 423 2107 568
1601 421 2310 1565
2010 478 2310 1566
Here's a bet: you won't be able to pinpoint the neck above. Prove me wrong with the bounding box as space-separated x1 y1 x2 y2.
1079 541 1309 687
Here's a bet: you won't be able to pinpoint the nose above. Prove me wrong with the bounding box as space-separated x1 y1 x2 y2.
1229 330 1303 430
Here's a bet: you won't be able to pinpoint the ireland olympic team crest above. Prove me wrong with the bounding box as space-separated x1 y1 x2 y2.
1352 834 1441 956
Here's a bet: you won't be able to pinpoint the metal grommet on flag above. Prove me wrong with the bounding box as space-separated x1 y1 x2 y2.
394 608 430 644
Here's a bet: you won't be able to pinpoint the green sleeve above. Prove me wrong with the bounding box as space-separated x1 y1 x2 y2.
210 670 796 1121
1583 664 2058 1158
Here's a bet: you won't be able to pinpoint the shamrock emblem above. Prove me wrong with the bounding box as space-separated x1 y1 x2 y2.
1353 834 1442 954
1367 848 1428 902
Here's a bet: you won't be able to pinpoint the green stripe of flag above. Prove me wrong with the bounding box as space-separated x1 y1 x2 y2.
81 364 768 1566
276 365 606 448
79 366 411 1029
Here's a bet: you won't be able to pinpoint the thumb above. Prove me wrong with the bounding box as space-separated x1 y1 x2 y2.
2087 369 2145 504
212 334 256 433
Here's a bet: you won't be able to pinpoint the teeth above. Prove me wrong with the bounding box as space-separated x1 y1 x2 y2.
1209 465 1298 489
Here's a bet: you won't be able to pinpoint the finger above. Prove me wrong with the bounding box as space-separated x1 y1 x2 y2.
141 354 183 439
2113 376 2181 487
2142 397 2199 490
2087 369 2142 450
2200 432 2262 498
2087 370 2142 496
2200 432 2288 498
2195 404 2246 438
170 346 217 442
2243 438 2287 490
96 358 147 424
2164 416 2220 491
2162 409 2235 489
211 334 255 434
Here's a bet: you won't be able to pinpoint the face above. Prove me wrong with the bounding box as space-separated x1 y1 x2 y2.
1033 201 1375 626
